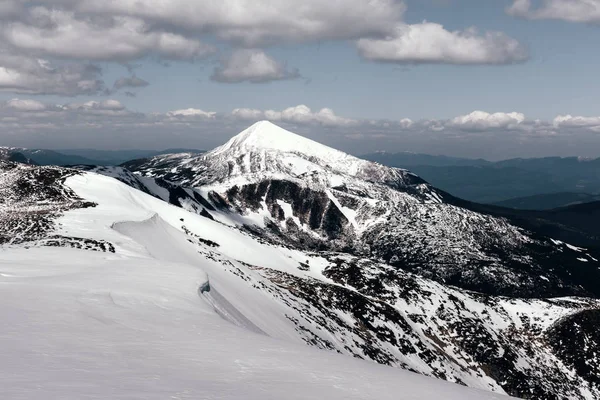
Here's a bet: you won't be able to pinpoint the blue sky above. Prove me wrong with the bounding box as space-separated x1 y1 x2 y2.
0 0 599 159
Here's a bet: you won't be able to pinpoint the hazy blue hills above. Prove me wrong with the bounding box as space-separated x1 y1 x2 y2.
18 148 205 166
361 151 491 167
363 152 600 204
493 192 600 210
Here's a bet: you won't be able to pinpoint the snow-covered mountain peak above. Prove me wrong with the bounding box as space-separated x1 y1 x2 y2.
132 120 424 191
211 120 352 162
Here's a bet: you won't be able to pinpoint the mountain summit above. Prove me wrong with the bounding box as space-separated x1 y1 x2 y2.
128 121 426 190
213 120 349 160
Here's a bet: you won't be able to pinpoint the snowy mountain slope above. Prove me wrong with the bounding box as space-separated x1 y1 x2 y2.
124 121 600 299
0 247 517 400
2 159 600 398
75 165 218 220
0 162 511 400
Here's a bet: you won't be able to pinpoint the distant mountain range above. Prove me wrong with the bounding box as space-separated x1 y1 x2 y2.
363 152 600 206
0 148 35 164
51 148 205 165
0 147 205 167
361 152 492 168
493 192 600 210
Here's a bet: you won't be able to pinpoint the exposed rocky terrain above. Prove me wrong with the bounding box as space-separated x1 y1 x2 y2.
0 161 98 247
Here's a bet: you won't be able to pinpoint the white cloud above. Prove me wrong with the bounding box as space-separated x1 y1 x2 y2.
0 0 535 95
449 111 526 130
67 100 125 111
166 108 216 119
5 98 47 111
211 49 300 83
427 121 446 132
507 0 600 23
0 50 104 95
231 108 264 120
399 118 414 129
230 104 357 127
63 99 133 116
554 115 600 131
113 75 149 90
75 0 404 46
357 22 528 65
1 9 214 61
98 99 125 110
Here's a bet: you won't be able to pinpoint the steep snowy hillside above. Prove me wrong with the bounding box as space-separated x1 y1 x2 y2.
2 151 600 398
1 249 517 400
0 161 517 400
125 121 600 299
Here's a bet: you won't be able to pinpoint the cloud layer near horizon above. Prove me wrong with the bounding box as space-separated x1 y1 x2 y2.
1 98 599 159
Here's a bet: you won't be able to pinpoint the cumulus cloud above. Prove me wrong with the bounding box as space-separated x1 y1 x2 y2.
1 9 214 61
507 0 600 23
64 99 134 116
166 108 216 119
0 50 104 95
449 111 527 130
0 1 534 95
357 23 529 65
399 118 414 129
75 0 404 46
5 98 47 111
231 105 357 127
211 49 300 83
270 106 357 127
83 99 125 111
231 108 265 120
113 75 149 90
554 115 600 131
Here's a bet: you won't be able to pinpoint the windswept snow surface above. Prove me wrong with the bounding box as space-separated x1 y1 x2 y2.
0 171 512 400
0 249 511 400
